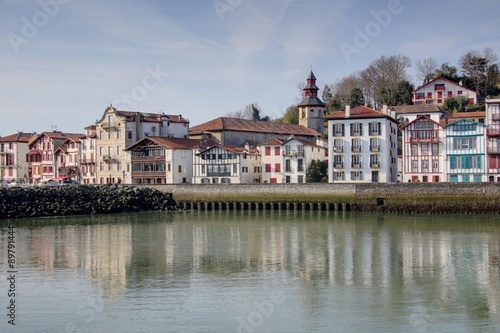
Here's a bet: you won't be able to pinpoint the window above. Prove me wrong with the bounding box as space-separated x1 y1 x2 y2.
275 163 281 172
99 147 104 156
453 137 477 150
242 166 248 173
108 162 113 171
117 130 121 139
274 147 280 156
333 155 343 168
370 155 380 167
333 139 343 152
350 123 362 136
265 147 271 156
351 138 361 152
432 143 439 155
285 160 291 172
411 160 418 172
432 159 439 172
297 145 304 156
422 160 429 172
117 146 121 155
298 175 304 183
369 122 381 135
351 171 362 181
421 144 429 155
333 123 344 137
351 155 361 167
108 146 113 156
334 171 345 181
370 138 380 151
434 84 445 91
117 161 122 171
415 93 425 100
178 165 182 173
265 164 271 172
297 159 303 172
128 132 132 140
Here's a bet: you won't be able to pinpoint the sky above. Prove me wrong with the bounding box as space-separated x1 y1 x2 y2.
1 0 500 136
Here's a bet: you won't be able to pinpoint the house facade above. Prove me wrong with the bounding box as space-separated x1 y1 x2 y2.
0 132 34 184
444 119 486 182
80 125 97 184
192 143 260 184
485 97 500 182
125 136 214 184
95 105 189 184
27 131 82 182
259 137 325 183
327 105 399 183
401 116 444 183
412 77 478 106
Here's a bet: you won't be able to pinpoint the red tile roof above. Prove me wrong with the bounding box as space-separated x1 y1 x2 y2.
413 77 478 94
0 132 35 143
189 117 321 137
327 106 394 120
389 104 441 114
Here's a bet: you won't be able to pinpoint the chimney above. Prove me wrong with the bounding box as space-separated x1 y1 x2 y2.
345 104 350 118
382 102 388 115
459 80 463 86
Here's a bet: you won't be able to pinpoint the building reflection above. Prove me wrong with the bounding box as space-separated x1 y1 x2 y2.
12 210 500 324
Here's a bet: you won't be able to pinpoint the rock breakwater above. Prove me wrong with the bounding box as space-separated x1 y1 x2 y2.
0 185 178 219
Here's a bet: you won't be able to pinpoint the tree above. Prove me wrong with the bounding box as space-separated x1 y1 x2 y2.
441 96 468 112
435 62 461 82
276 105 299 124
459 47 498 96
306 160 328 183
415 57 438 83
225 103 269 121
394 80 414 105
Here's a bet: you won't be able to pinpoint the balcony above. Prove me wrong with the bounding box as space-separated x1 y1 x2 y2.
351 163 361 168
131 155 165 161
492 114 500 121
131 171 165 177
370 146 380 152
488 147 500 154
334 163 343 168
207 172 231 177
102 155 112 162
101 122 117 130
333 146 343 152
409 137 440 143
487 126 500 137
282 150 304 157
351 146 361 152
370 163 380 168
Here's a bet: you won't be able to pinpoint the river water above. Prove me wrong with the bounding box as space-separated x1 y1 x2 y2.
1 210 500 333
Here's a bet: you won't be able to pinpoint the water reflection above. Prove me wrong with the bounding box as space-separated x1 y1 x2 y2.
1 211 500 332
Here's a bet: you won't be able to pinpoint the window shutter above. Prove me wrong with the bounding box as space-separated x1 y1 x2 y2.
359 124 363 136
378 122 381 135
342 124 345 136
350 124 353 136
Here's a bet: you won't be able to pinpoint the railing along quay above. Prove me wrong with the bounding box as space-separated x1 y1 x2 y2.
176 201 352 211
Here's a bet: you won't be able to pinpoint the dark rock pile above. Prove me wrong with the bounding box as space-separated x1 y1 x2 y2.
0 185 178 219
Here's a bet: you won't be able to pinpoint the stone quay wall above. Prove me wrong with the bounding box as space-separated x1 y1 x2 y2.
145 183 500 214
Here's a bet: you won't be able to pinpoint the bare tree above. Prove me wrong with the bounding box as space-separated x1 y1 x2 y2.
415 57 438 83
459 47 498 95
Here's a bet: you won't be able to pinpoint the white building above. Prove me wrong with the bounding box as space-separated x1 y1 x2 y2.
327 105 399 183
125 136 215 184
259 137 325 183
0 132 34 184
401 115 444 183
443 119 486 182
192 143 260 184
412 77 478 106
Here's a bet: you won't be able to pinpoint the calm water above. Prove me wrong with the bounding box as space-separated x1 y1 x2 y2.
1 210 500 333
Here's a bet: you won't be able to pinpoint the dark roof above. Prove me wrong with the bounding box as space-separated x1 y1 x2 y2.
298 96 325 107
189 117 322 137
307 70 316 80
125 136 217 151
0 132 35 143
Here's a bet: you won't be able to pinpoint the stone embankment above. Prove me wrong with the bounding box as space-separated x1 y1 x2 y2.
0 185 177 219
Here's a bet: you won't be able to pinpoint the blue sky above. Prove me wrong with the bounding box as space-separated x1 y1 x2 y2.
1 0 499 135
